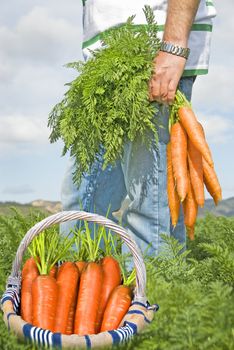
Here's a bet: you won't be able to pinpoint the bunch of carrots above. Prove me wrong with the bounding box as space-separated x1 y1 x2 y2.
167 91 222 240
20 222 135 335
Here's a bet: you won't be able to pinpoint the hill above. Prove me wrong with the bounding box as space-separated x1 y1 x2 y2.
0 197 233 217
198 197 234 217
0 200 62 216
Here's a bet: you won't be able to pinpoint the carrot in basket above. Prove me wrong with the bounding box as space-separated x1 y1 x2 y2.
54 262 80 334
178 106 213 167
101 268 135 332
74 262 103 335
21 257 39 323
70 260 87 332
75 261 87 273
49 265 58 279
188 138 205 207
95 256 122 332
170 122 188 201
21 257 38 279
203 158 222 205
66 291 78 335
167 142 180 227
69 259 87 333
100 285 133 332
32 275 58 331
183 177 198 235
31 229 76 331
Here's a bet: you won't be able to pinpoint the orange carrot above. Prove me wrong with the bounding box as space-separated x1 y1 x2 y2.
21 257 38 279
74 262 103 335
49 265 58 279
75 261 87 273
186 225 195 241
197 121 214 165
178 107 213 167
95 256 121 333
100 285 132 332
188 138 205 207
54 262 80 334
167 142 180 227
203 158 222 205
32 275 58 331
183 177 198 231
197 122 221 204
21 257 39 323
170 122 188 201
65 291 78 335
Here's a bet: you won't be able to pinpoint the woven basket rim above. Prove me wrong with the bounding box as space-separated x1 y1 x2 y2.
1 291 158 349
7 210 147 301
1 210 159 349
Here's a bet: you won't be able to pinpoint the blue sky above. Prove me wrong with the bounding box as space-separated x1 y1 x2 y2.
0 0 233 204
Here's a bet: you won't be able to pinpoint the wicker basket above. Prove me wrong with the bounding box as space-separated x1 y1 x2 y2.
1 210 158 349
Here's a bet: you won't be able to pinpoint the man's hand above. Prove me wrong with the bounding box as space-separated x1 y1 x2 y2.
149 51 186 105
149 0 200 104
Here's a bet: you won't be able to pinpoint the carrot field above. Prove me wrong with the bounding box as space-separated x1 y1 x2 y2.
0 209 234 350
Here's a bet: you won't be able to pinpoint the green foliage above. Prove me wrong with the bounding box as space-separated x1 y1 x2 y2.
188 214 234 258
147 234 195 284
0 208 46 291
48 6 161 184
1 212 234 349
188 215 234 287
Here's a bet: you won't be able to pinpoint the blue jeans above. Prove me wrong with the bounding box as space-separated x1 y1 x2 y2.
60 77 195 256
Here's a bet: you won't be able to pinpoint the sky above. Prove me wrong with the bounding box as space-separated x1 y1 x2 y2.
0 0 233 204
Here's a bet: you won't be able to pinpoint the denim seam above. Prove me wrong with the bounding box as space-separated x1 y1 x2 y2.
92 159 104 207
83 153 104 211
152 149 159 256
83 174 94 212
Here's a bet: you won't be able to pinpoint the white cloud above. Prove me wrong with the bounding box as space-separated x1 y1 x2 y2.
0 0 82 28
0 61 15 83
192 0 234 114
192 64 234 114
0 115 49 145
0 64 76 117
0 6 82 66
0 3 82 161
2 184 35 195
211 0 234 63
0 4 82 129
197 113 233 145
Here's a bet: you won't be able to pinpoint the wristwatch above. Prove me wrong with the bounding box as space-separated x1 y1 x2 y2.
160 41 190 59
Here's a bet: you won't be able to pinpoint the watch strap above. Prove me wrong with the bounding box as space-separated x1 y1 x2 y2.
160 41 190 59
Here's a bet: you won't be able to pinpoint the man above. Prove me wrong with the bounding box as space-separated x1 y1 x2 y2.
61 0 216 255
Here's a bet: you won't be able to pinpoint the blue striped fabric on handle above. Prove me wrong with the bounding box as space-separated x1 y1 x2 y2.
1 288 20 313
23 323 62 349
108 321 138 345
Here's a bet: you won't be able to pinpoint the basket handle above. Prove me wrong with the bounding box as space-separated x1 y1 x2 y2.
8 211 147 303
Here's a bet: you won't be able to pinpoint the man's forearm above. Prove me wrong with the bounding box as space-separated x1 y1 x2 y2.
163 0 201 47
149 0 201 104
